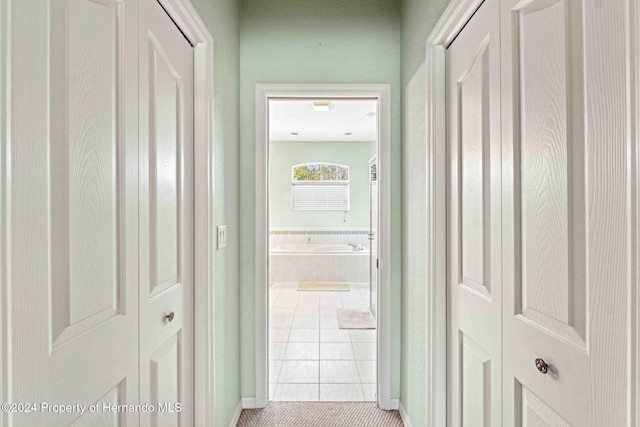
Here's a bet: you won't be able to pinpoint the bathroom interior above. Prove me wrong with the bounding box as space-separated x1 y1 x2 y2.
267 99 379 402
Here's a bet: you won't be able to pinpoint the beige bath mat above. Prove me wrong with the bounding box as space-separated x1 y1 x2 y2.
336 308 376 329
297 281 350 291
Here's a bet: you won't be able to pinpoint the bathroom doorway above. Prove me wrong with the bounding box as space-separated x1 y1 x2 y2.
254 84 392 409
268 98 377 401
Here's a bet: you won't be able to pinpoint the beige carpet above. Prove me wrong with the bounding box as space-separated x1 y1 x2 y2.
297 281 350 291
236 402 403 426
336 308 376 329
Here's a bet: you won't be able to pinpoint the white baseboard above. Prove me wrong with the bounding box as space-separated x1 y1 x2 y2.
379 397 400 410
399 402 413 427
228 400 243 427
241 397 257 409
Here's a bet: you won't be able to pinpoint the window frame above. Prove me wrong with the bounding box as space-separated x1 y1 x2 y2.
290 162 350 211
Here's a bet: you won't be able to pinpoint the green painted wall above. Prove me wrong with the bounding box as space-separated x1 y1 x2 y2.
400 0 450 425
269 141 375 229
189 0 241 425
240 0 401 398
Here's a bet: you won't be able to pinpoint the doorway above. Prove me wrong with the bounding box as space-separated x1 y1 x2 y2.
267 99 378 402
254 84 394 409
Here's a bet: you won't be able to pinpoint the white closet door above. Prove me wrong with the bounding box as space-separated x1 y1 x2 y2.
500 0 631 425
10 0 140 425
138 0 194 425
446 0 502 425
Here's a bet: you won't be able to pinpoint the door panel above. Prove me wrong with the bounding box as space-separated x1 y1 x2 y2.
139 0 194 424
518 384 571 427
149 333 182 427
502 0 588 424
512 0 586 346
51 0 124 344
501 0 630 425
12 0 139 425
447 0 502 425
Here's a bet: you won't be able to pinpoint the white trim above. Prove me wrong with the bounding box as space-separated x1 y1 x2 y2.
0 0 10 424
631 0 640 423
254 83 392 409
427 0 485 47
228 400 243 427
242 397 257 409
424 1 486 426
155 1 216 425
399 402 413 427
380 397 399 410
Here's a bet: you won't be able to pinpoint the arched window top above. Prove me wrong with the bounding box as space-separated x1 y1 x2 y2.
292 162 349 182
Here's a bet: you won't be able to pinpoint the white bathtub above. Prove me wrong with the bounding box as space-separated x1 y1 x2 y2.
271 244 369 255
269 243 369 282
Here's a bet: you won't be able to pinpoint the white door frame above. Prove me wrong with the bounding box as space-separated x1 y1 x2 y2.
423 2 487 425
155 0 216 425
254 83 393 409
425 1 640 426
1 0 217 425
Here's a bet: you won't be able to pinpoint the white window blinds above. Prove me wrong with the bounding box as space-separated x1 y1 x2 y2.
292 182 349 211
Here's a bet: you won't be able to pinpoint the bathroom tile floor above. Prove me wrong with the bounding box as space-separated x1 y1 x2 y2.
268 282 376 402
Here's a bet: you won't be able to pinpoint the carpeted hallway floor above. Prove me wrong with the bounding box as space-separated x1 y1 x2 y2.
236 402 404 426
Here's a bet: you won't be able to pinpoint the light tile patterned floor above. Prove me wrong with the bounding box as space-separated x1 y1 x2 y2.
269 282 376 402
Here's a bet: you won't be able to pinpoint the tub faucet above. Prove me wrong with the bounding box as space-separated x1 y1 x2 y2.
348 243 365 251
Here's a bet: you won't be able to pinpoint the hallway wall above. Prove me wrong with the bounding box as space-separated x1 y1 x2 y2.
400 0 450 425
239 0 402 400
189 0 242 425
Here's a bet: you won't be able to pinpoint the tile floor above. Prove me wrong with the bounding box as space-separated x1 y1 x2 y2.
268 282 377 402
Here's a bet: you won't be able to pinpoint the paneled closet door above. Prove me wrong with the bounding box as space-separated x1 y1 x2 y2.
446 0 502 425
501 0 631 425
138 0 195 425
11 0 141 425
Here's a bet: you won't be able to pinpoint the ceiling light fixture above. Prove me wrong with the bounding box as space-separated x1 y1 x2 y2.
366 112 376 117
312 101 330 111
290 132 299 135
344 132 353 136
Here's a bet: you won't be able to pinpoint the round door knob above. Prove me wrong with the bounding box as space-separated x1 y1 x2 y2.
535 358 548 374
166 312 175 323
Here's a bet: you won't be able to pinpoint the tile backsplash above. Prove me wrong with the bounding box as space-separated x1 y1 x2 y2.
269 227 372 248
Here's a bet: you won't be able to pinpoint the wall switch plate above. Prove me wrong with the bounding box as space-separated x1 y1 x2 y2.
217 225 227 249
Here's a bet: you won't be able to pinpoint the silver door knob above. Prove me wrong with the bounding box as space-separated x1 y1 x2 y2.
535 358 548 374
166 312 175 323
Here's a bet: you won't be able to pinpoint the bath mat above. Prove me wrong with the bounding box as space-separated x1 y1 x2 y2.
297 281 350 291
336 308 376 329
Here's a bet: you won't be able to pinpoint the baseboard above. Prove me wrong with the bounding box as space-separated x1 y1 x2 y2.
228 400 243 427
399 402 413 427
241 397 257 409
379 397 400 410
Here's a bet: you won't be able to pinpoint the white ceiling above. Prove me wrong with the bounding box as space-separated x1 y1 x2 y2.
269 99 378 142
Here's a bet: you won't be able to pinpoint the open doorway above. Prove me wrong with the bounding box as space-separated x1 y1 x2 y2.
254 84 392 410
267 99 378 401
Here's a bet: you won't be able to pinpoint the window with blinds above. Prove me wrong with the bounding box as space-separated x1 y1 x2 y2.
291 163 350 211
